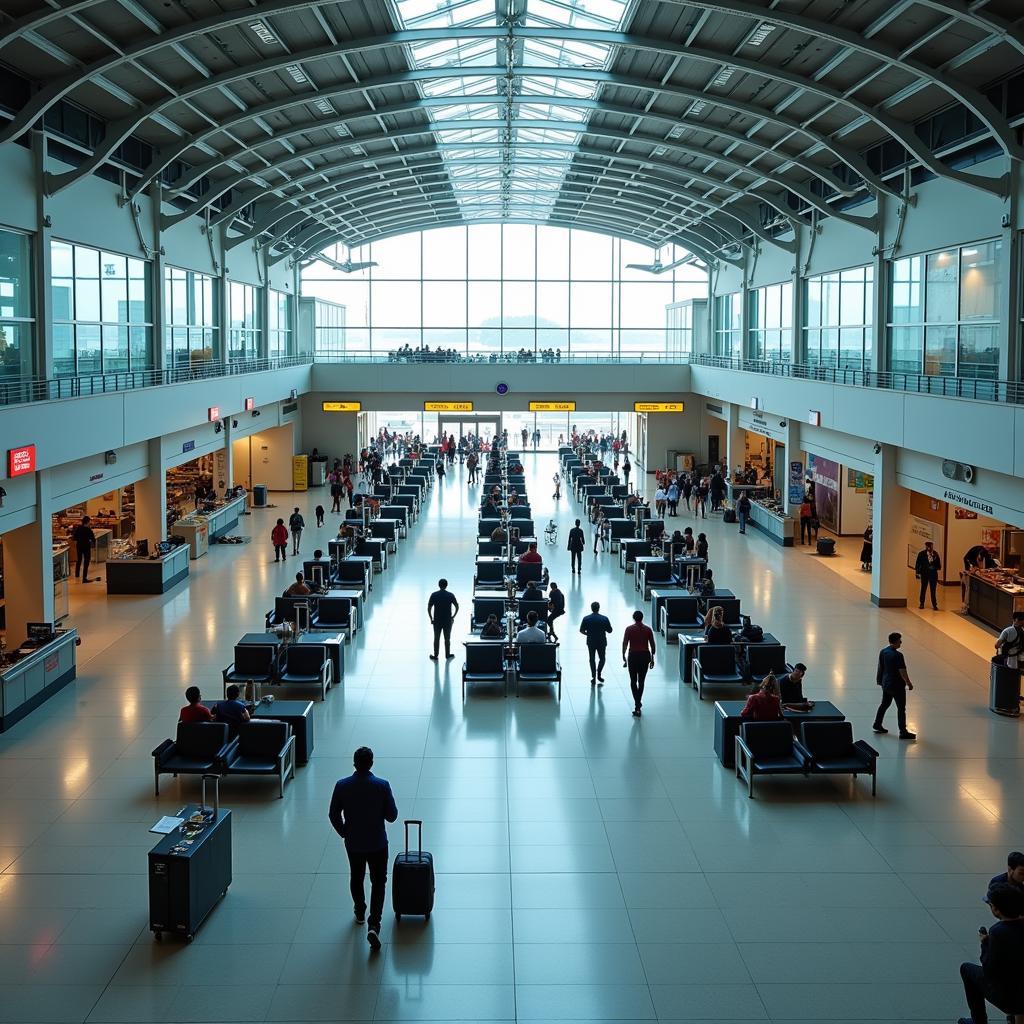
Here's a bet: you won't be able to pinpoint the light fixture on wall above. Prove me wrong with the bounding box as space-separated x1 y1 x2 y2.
104 450 117 465
215 421 223 434
873 443 882 455
0 485 6 508
232 419 238 428
252 410 261 417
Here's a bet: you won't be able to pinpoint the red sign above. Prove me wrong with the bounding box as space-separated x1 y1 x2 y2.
7 444 36 477
244 397 255 411
208 406 220 421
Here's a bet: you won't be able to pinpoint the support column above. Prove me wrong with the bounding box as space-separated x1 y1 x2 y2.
870 442 909 607
218 225 231 366
220 419 234 496
871 193 889 376
5 473 54 639
998 162 1019 382
134 438 167 545
725 403 747 482
32 131 54 380
779 420 796 516
149 182 166 372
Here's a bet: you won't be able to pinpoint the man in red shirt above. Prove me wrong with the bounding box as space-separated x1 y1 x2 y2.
519 542 543 564
179 686 213 723
621 610 656 718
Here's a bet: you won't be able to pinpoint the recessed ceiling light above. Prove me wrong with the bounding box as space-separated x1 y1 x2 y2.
653 145 668 156
286 64 309 84
249 22 276 44
313 98 334 115
688 100 707 116
667 124 685 139
962 248 979 256
711 66 735 87
747 23 775 46
335 124 351 137
350 144 366 155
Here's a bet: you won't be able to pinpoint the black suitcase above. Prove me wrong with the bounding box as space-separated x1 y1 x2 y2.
392 819 434 921
816 537 836 556
723 508 737 524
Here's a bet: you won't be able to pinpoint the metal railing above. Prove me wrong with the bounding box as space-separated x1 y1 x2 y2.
312 349 684 365
0 355 312 407
690 354 1023 405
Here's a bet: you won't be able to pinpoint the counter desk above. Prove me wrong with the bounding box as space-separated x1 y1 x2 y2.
106 544 190 595
198 494 248 540
967 572 1024 631
747 502 795 547
0 628 78 731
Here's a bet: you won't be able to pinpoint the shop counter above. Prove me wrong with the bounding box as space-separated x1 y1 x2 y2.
173 518 210 559
0 628 78 732
106 544 190 595
748 501 795 547
198 494 248 539
967 572 1024 631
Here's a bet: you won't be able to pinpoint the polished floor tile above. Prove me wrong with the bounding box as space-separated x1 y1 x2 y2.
0 452 1014 1022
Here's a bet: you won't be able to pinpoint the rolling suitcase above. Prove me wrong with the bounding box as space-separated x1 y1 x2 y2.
392 819 434 921
723 508 737 524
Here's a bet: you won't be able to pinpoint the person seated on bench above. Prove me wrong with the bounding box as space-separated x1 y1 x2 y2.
777 663 813 710
286 572 313 597
519 542 543 565
741 675 784 721
179 685 213 723
508 491 519 506
481 614 504 639
704 606 733 644
516 611 547 644
213 684 251 730
491 524 508 543
682 527 695 553
522 580 543 601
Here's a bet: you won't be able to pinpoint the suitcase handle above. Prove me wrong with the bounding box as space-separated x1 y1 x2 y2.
404 819 423 855
201 774 220 817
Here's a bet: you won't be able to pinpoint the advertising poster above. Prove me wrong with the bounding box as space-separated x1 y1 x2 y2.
907 515 943 569
788 461 804 504
810 455 840 533
292 454 309 491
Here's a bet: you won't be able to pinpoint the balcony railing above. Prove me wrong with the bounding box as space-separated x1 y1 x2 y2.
691 354 1023 404
312 349 685 365
0 355 312 407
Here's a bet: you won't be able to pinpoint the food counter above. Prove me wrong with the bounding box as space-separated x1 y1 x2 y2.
0 628 78 732
172 517 210 559
105 544 190 595
198 493 247 539
967 570 1024 631
747 499 795 547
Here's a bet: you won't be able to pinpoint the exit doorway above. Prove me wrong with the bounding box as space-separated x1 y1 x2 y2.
439 415 501 444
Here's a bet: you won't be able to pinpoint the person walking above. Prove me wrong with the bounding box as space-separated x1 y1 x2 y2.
654 485 667 518
271 518 288 561
737 493 752 535
622 610 656 718
521 427 529 449
552 472 561 500
799 498 814 545
72 515 96 583
666 480 680 516
427 578 459 661
622 456 631 489
289 507 305 555
567 518 586 574
580 601 613 685
328 746 399 951
915 540 941 610
315 504 325 528
330 476 343 514
873 631 916 739
547 581 565 641
681 474 693 512
693 478 707 518
532 428 541 451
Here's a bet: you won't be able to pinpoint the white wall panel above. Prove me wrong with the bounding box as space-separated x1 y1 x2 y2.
47 441 149 510
0 147 38 232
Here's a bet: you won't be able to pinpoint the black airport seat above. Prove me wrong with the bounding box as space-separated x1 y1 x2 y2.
152 722 231 795
462 642 508 699
661 596 702 640
472 596 507 631
277 644 332 700
222 721 296 797
693 644 745 700
697 598 742 628
312 596 353 636
515 561 545 588
223 644 277 697
735 721 808 798
514 641 561 699
474 561 507 589
517 598 549 625
747 644 791 685
799 721 879 797
266 596 318 630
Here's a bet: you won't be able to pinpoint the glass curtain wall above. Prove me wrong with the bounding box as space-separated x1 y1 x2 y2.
267 289 292 357
164 266 217 369
300 224 706 358
313 299 346 356
713 292 742 356
227 281 260 361
0 227 33 379
748 281 793 362
889 240 1001 379
665 301 694 357
51 240 152 376
805 265 874 370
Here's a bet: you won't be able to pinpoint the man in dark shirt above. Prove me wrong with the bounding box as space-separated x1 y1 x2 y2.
580 601 613 685
72 516 96 582
566 519 586 575
990 851 1024 892
777 663 808 704
427 578 459 661
328 746 398 950
873 631 916 739
958 883 1024 1024
213 685 250 733
547 581 565 641
915 540 942 610
622 610 656 718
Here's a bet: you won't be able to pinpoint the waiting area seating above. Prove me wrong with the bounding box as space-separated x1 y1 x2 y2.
223 643 277 697
276 643 332 701
310 596 354 638
221 720 297 798
152 722 231 795
461 641 508 698
799 721 879 796
693 644 746 699
514 642 561 699
660 595 702 642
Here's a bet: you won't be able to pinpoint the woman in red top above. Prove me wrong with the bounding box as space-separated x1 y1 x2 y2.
741 675 784 721
271 518 289 562
621 610 656 718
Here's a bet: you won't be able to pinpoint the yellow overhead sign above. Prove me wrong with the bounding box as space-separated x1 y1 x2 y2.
634 401 685 413
529 401 577 412
322 401 362 412
424 401 474 412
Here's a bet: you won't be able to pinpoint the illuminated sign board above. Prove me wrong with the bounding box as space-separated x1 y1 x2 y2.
633 401 684 413
528 401 576 412
322 401 362 412
424 401 474 412
244 397 255 411
208 406 220 421
7 445 36 477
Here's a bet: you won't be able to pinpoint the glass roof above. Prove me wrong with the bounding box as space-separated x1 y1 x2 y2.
392 0 631 220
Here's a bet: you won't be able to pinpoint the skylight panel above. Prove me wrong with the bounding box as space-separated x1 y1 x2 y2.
518 102 587 123
421 76 498 98
432 103 503 121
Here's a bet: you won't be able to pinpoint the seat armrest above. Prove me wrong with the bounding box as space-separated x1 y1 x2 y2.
152 738 174 760
793 740 813 765
222 663 236 682
277 733 296 763
734 734 753 760
853 739 879 760
219 738 240 767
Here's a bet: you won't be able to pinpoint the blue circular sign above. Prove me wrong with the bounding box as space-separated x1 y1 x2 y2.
495 382 510 396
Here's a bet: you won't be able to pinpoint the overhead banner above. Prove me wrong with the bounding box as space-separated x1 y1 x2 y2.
424 401 473 412
529 401 576 412
322 401 362 412
634 401 684 413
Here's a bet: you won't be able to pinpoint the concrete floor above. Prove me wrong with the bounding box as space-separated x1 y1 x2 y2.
0 452 1014 1023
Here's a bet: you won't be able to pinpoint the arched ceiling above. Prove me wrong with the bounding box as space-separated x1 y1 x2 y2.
0 0 1021 266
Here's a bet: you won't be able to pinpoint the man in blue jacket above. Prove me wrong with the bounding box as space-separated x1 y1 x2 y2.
579 600 614 686
329 746 398 950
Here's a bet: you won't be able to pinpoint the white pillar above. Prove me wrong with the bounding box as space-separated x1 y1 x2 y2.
725 403 746 482
5 473 54 639
870 442 909 607
779 419 796 515
134 438 167 544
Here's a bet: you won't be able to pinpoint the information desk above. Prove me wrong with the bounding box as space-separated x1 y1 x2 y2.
0 628 78 732
198 493 248 539
678 631 780 684
967 571 1024 631
747 501 795 547
253 699 315 765
106 544 190 594
713 699 844 768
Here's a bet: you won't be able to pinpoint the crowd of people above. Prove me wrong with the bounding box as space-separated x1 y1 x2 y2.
385 345 564 363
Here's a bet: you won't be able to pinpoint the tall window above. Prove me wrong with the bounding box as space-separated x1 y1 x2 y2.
889 240 1001 379
227 281 260 361
267 289 291 357
165 266 217 368
313 299 346 356
666 301 694 357
51 240 152 376
300 225 706 357
0 227 33 379
713 292 742 357
748 281 792 362
805 265 873 371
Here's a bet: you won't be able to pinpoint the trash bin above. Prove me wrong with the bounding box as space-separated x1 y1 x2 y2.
310 461 326 487
252 484 268 508
989 658 1021 717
